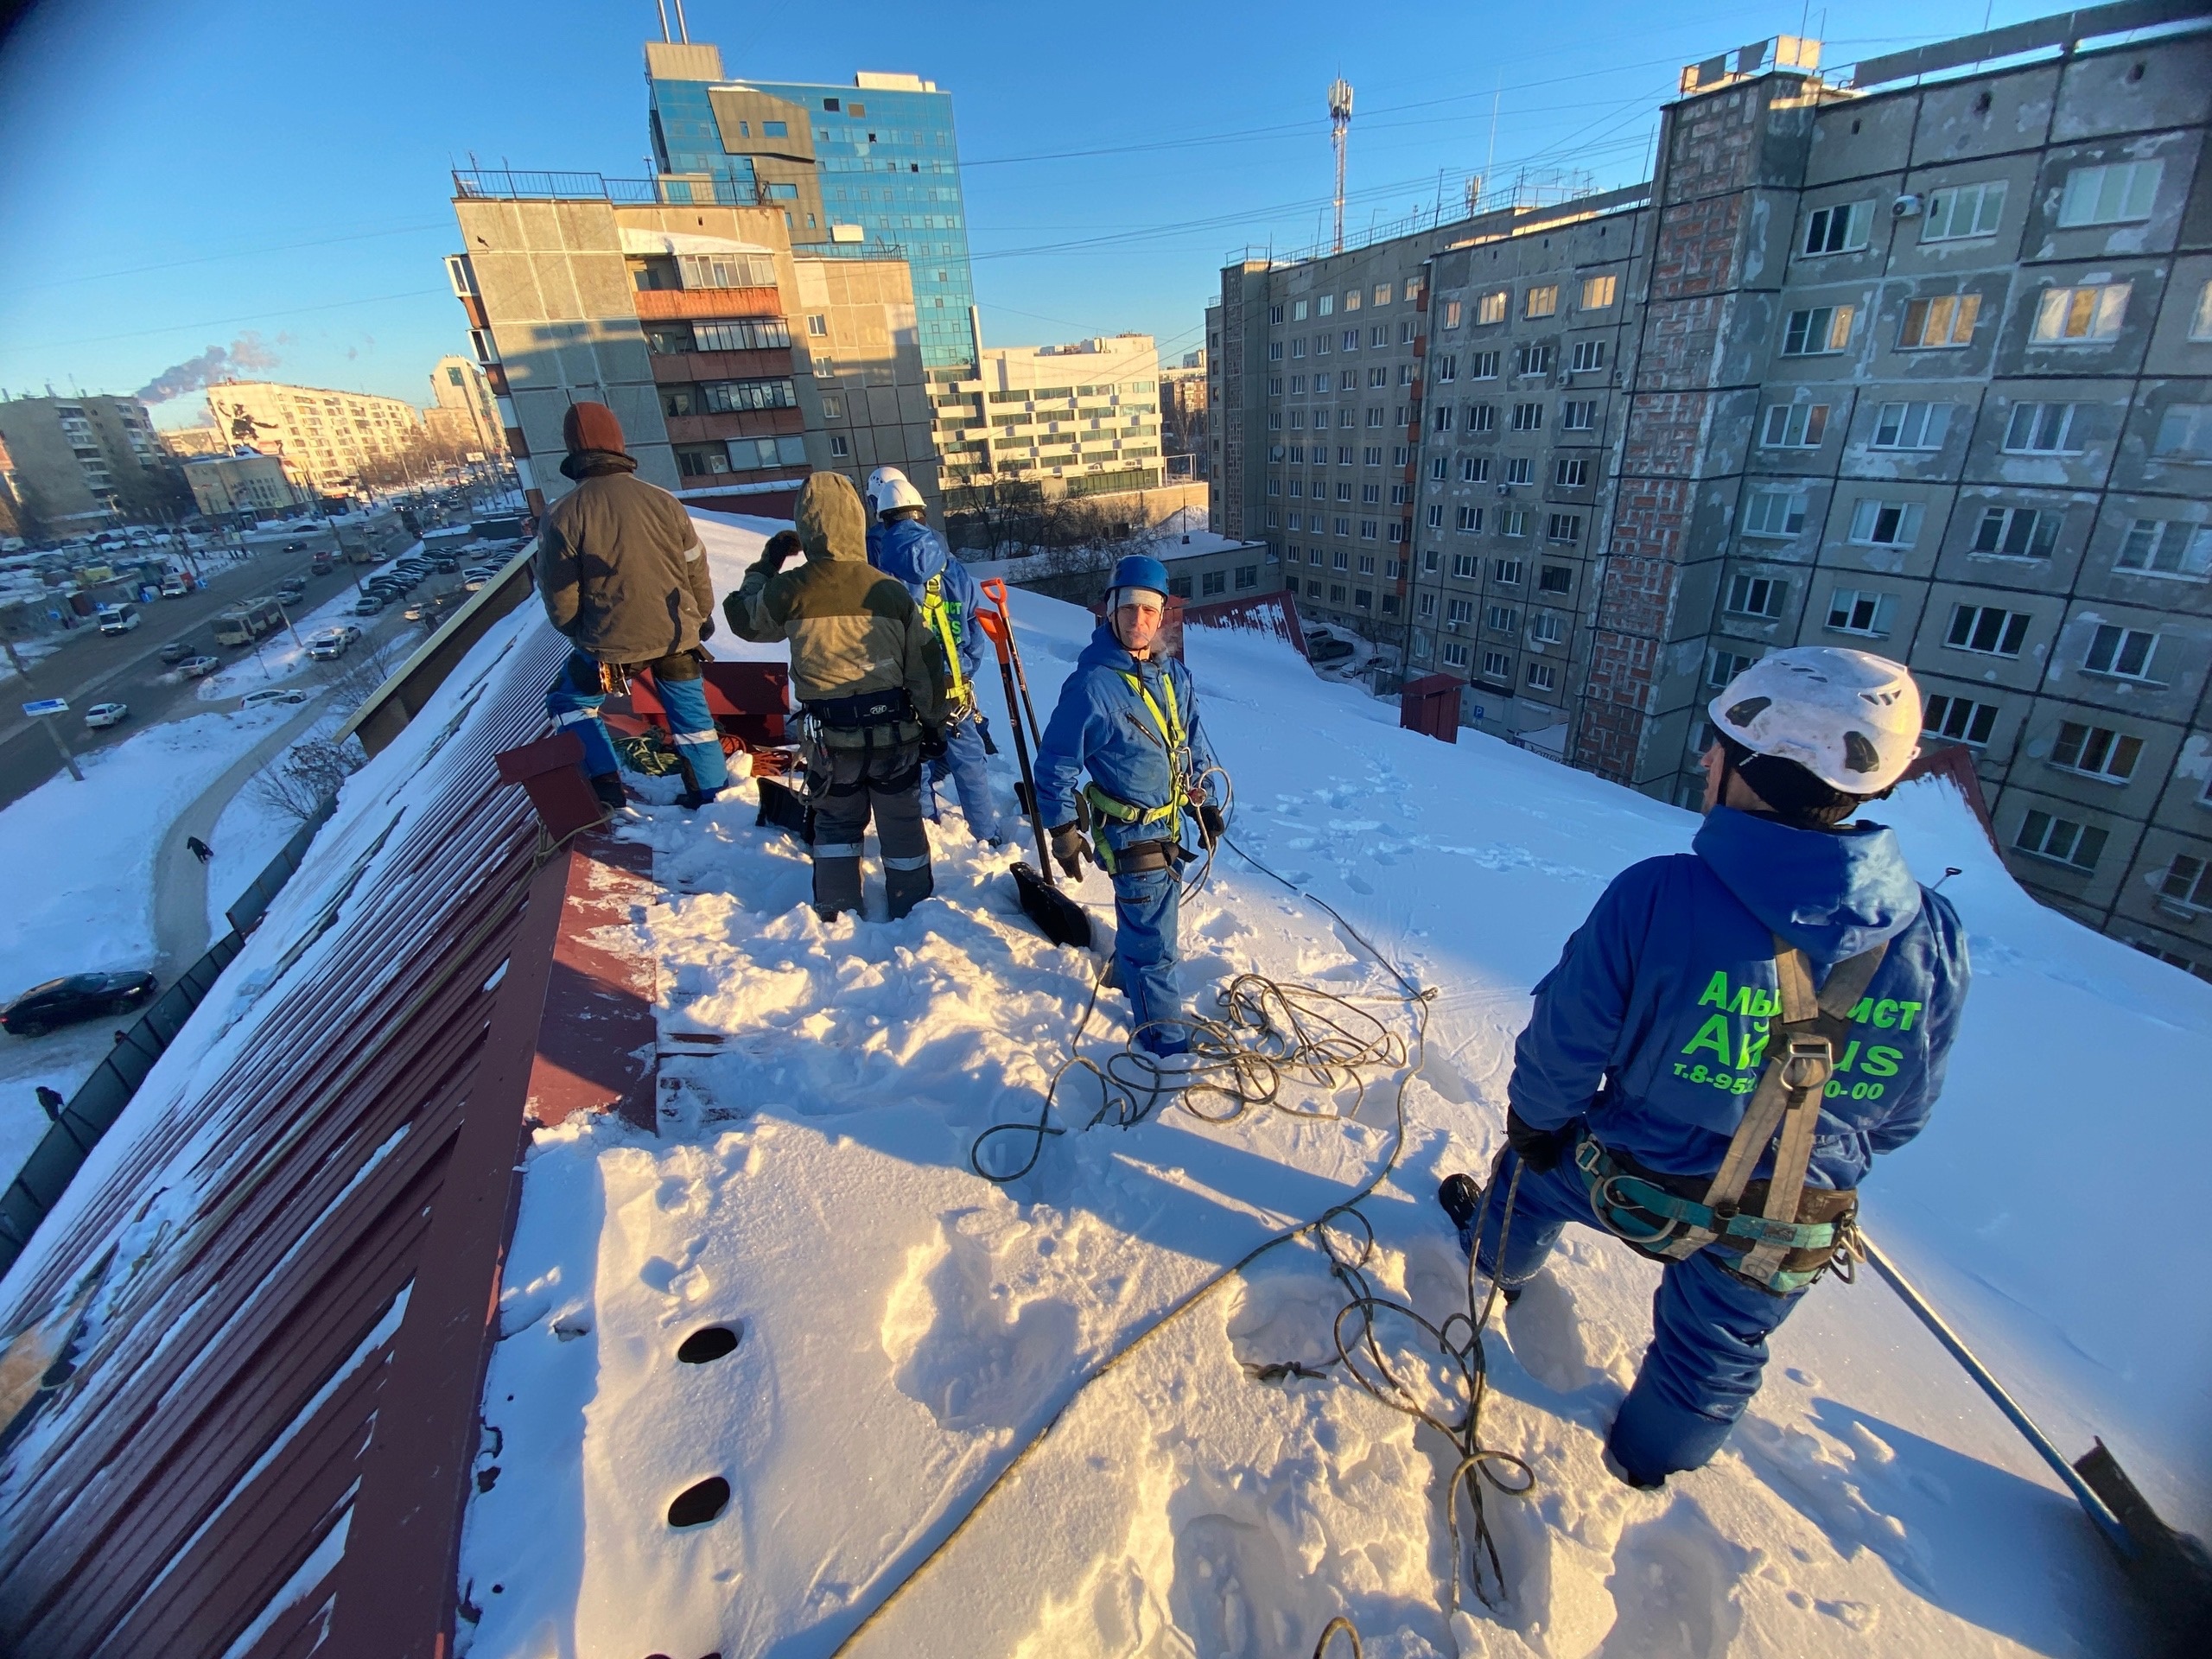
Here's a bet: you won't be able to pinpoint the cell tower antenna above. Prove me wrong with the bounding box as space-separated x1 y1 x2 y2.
1328 78 1353 254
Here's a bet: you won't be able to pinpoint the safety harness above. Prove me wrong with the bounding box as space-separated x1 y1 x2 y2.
921 573 967 706
1084 669 1188 874
1573 936 1889 1294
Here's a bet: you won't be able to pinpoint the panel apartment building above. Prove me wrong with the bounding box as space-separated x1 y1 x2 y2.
954 334 1163 497
1214 3 2212 977
0 393 182 533
203 382 425 497
446 180 937 515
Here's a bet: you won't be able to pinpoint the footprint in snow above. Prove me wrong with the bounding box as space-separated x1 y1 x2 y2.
1503 1271 1598 1395
1594 1497 1757 1659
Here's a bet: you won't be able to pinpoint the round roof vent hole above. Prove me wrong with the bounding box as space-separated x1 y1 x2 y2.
677 1324 741 1364
668 1476 731 1529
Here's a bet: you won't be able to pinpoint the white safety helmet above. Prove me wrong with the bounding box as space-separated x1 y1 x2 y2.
868 467 926 516
1708 646 1923 794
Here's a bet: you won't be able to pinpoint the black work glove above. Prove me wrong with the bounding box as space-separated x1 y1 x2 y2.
1505 1108 1570 1174
696 615 716 642
1198 802 1227 848
761 530 802 571
1048 822 1088 882
918 725 949 760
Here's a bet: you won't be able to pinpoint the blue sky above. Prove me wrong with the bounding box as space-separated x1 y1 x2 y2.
0 0 2031 427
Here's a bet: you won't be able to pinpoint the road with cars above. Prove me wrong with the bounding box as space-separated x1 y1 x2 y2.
0 518 414 811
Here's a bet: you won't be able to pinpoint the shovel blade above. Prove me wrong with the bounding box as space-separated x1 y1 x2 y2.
1012 861 1093 949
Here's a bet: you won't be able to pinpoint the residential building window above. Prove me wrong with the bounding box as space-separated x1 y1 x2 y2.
1539 564 1572 594
1329 583 1347 602
1433 405 1456 432
1468 404 1497 433
1269 303 1285 324
1726 573 1786 617
1269 341 1285 361
805 314 829 336
2117 518 2212 578
1389 483 1408 504
1503 457 1534 484
2192 280 2212 341
1451 553 1479 581
1455 507 1482 533
1291 375 1306 393
2159 856 2212 912
1446 596 1475 622
1871 402 1952 451
1514 345 1554 377
1388 521 1407 543
1234 564 1259 591
1486 604 1521 632
1365 407 1386 428
1525 284 1559 320
1268 411 1284 431
1460 456 1491 482
1499 508 1530 537
1334 517 1351 536
2057 161 2161 227
1526 661 1559 691
1782 306 1853 355
1359 518 1379 539
2051 721 2141 782
1546 512 1582 543
1443 641 1471 668
1367 365 1388 388
1201 569 1227 597
1293 339 1308 359
1802 200 1873 255
1443 299 1464 328
829 434 850 457
1336 481 1352 500
1427 504 1445 528
1924 694 1999 747
1530 611 1564 645
1492 558 1523 585
1418 592 1438 618
1560 399 1598 431
1361 482 1381 504
1742 486 1808 538
1435 353 1458 382
1308 580 1323 596
1371 326 1389 347
1343 329 1361 352
1470 351 1500 379
1429 455 1447 480
2031 283 2130 344
1580 274 1618 309
2015 809 2107 871
1268 377 1283 395
1339 405 1357 425
1570 340 1608 372
1345 289 1362 311
1947 604 2031 657
2003 403 2082 454
1554 456 1591 487
1760 402 1829 448
1478 290 1508 325
1973 505 2058 559
1899 293 1980 348
1394 445 1412 466
1319 294 1334 315
1480 649 1510 680
2084 624 2159 681
1826 588 1897 637
2154 404 2212 461
1512 403 1544 431
1707 648 1759 688
1313 334 1329 357
1332 546 1350 566
1922 181 2005 241
1294 299 1309 321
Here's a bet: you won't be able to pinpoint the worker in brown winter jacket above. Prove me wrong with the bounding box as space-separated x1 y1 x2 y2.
538 401 728 810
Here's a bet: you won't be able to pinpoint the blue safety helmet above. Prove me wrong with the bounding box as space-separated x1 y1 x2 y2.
1108 553 1171 606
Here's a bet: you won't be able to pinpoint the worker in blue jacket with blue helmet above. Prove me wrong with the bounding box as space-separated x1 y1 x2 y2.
1438 646 1970 1489
1033 554 1226 1056
865 467 1005 845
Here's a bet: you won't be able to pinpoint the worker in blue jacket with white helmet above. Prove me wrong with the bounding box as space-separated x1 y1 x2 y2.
1033 554 1226 1056
864 467 1005 845
1438 646 1970 1488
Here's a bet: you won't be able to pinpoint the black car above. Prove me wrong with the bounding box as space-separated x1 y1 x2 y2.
2 970 158 1036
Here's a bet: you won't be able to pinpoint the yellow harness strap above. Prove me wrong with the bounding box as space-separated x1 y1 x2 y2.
923 574 966 702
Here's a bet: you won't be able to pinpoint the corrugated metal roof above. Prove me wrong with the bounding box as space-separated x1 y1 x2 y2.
0 611 584 1657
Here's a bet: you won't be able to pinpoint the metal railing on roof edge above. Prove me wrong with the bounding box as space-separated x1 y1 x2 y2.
452 168 777 207
0 800 338 1277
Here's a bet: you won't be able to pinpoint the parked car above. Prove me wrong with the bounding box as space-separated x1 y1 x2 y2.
275 580 308 603
354 594 390 616
178 654 220 678
2 970 158 1037
305 626 358 660
84 702 129 729
159 639 194 664
239 687 310 709
282 539 308 552
1306 636 1356 664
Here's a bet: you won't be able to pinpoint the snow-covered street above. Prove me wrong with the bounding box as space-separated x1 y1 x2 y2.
448 515 2208 1659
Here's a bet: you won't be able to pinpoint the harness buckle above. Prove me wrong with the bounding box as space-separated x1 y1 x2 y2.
1778 1034 1833 1092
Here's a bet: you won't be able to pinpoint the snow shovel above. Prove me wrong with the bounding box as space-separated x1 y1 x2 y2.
1860 1233 2211 1643
974 592 1093 950
982 577 1050 822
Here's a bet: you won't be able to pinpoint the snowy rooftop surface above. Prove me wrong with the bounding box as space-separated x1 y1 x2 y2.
450 512 2209 1658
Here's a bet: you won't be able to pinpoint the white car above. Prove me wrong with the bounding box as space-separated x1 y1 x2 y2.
84 702 130 729
238 688 310 710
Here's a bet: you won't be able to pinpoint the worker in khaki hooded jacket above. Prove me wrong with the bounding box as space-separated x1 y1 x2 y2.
725 473 947 921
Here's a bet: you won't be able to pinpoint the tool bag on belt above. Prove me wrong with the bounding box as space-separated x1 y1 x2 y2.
1573 936 1889 1294
806 687 916 732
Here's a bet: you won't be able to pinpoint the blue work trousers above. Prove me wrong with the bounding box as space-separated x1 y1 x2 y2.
1458 1146 1805 1484
547 649 728 791
1111 864 1186 1055
925 712 1002 842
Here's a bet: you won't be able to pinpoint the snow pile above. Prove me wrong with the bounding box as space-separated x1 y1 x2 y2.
452 515 2204 1658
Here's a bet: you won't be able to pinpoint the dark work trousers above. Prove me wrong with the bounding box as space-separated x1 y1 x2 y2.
811 739 932 918
548 648 728 792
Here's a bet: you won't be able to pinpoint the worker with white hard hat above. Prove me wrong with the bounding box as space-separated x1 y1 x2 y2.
1436 646 1971 1489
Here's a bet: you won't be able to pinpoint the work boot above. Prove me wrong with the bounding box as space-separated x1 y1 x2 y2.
677 785 721 811
588 772 627 810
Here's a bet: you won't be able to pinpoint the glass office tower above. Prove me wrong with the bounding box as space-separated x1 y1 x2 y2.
647 49 979 373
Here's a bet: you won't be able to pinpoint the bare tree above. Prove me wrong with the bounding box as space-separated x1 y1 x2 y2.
247 737 365 826
308 632 410 715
